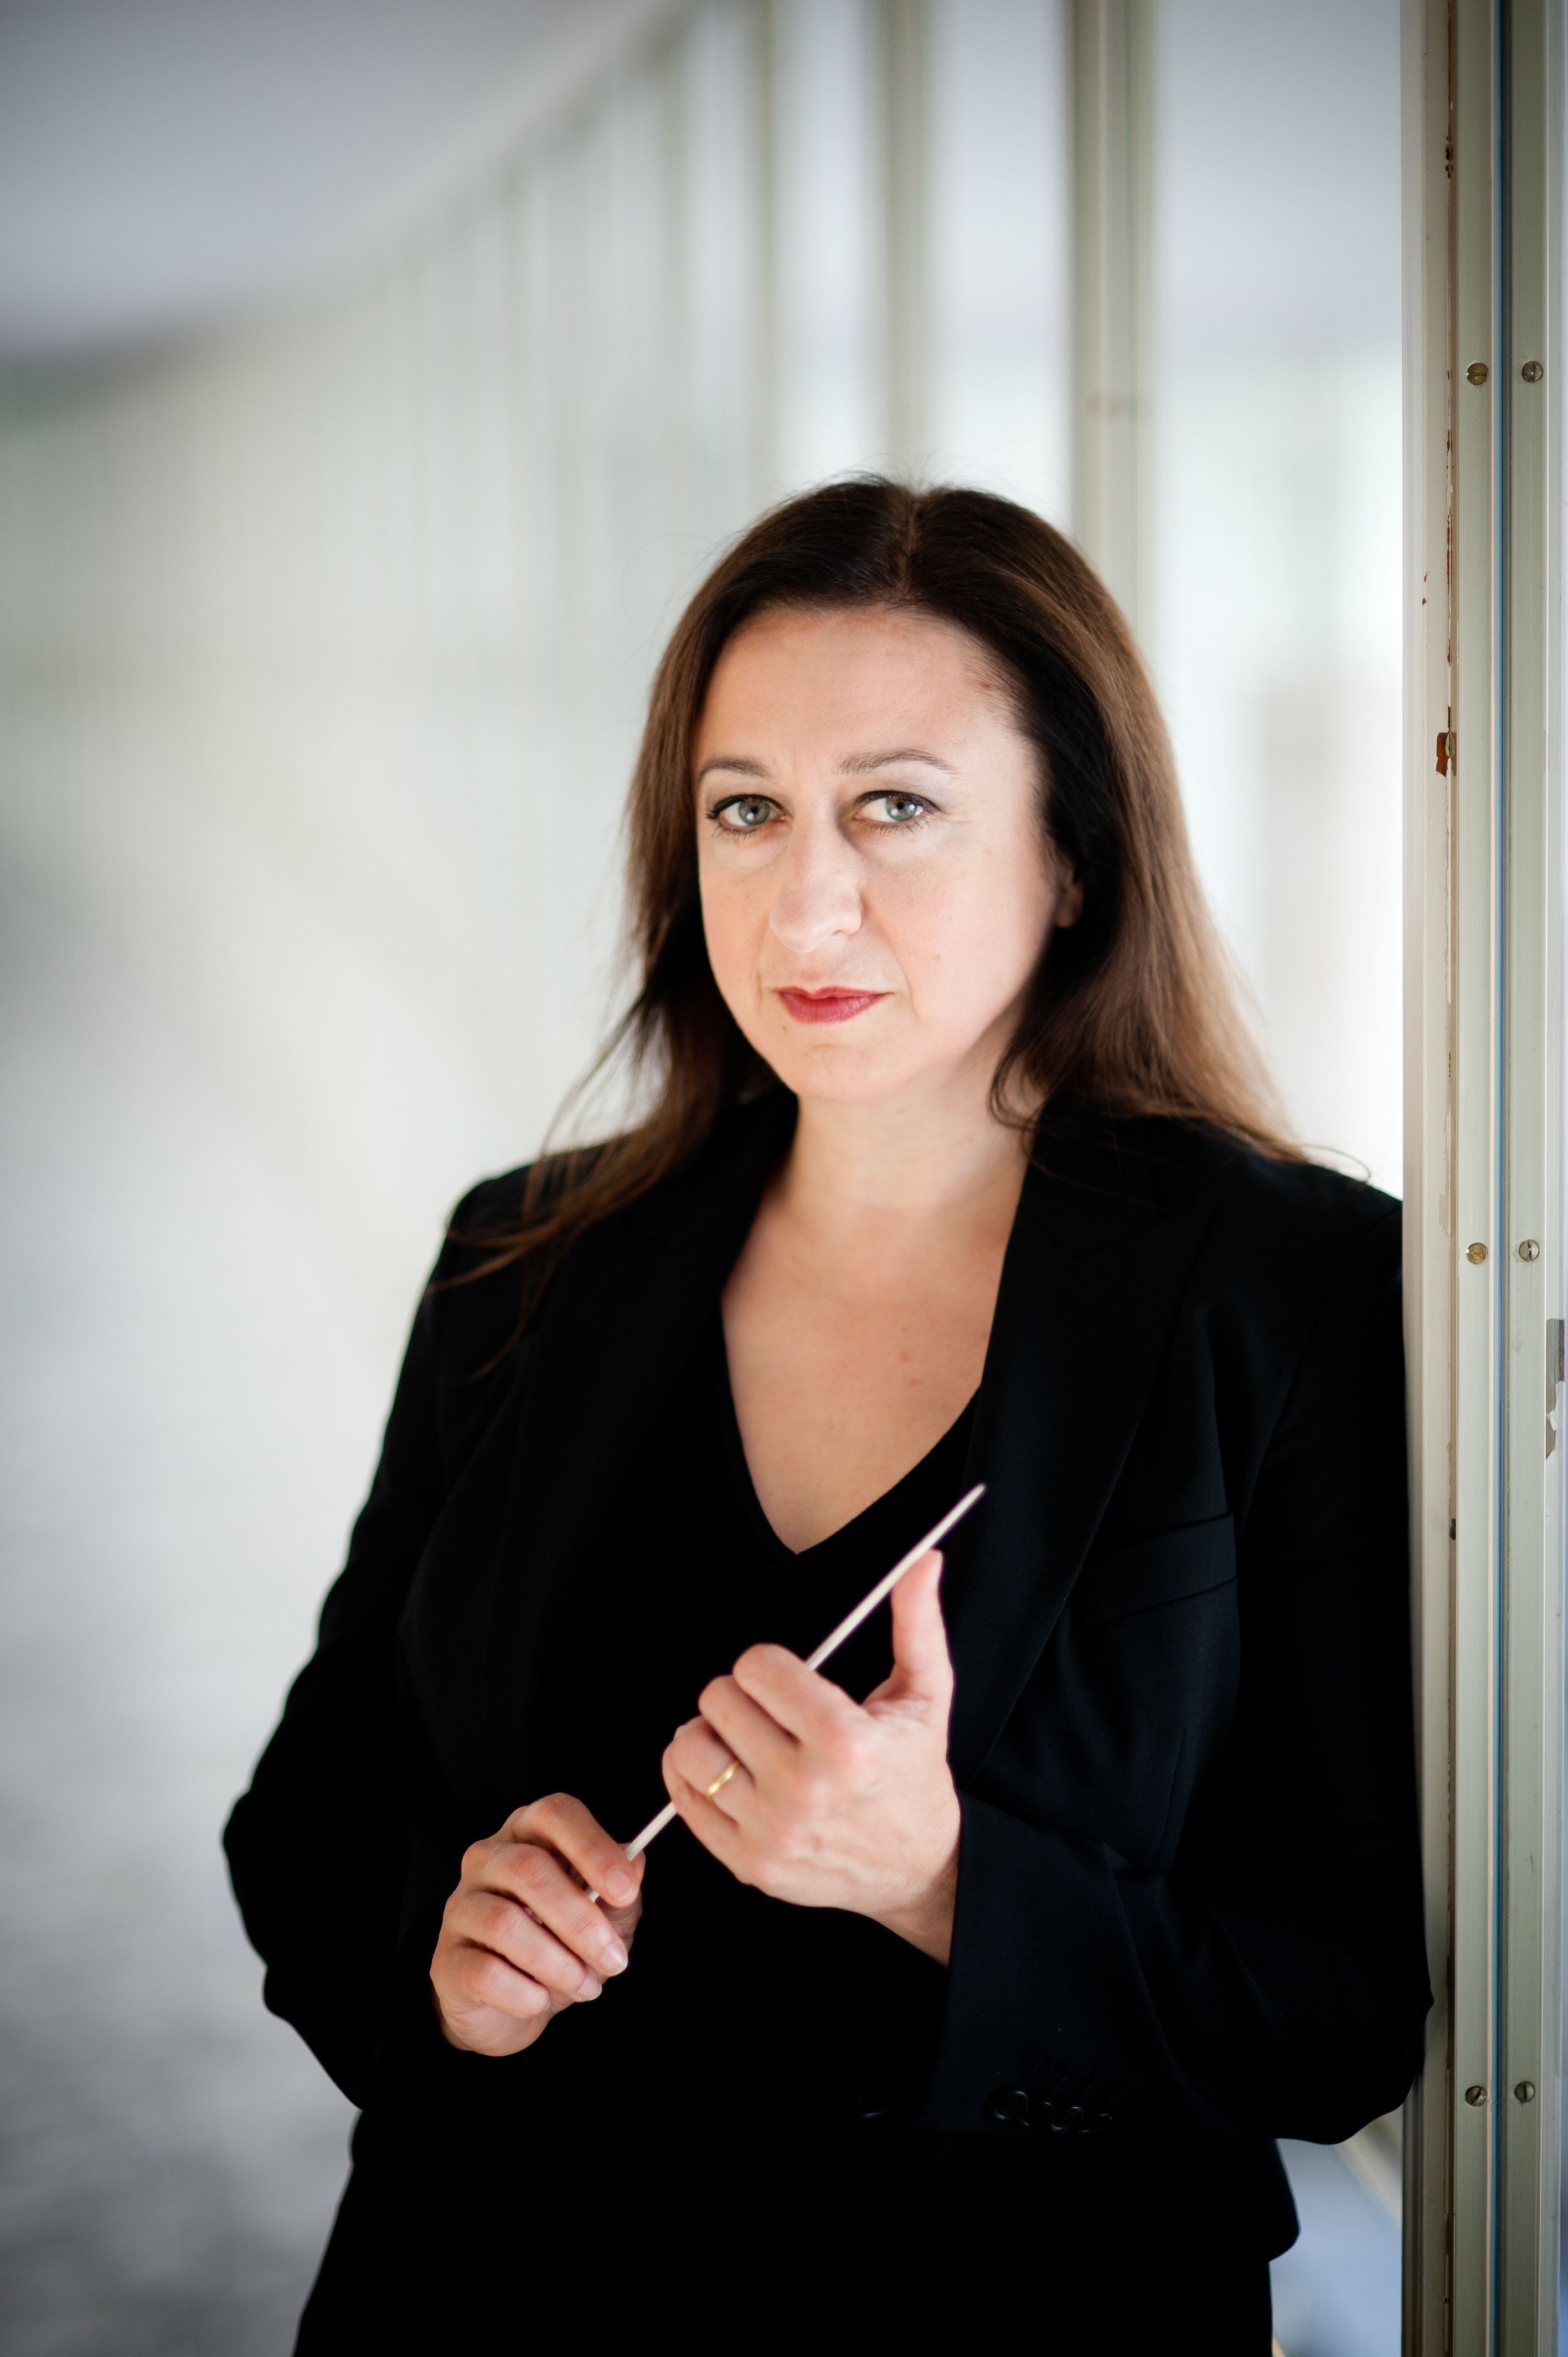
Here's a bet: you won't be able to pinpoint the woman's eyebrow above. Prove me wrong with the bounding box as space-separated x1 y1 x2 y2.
695 746 956 784
839 747 956 776
695 753 772 783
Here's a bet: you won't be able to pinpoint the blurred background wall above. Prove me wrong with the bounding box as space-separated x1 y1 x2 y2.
0 3 1401 2351
1 0 1079 1362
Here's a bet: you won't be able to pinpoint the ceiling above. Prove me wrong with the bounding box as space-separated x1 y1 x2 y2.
0 0 682 368
0 0 1401 375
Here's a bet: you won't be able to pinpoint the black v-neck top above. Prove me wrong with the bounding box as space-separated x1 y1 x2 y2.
525 1309 973 2131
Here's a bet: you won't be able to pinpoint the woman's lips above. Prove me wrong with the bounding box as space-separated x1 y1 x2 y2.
775 986 889 1026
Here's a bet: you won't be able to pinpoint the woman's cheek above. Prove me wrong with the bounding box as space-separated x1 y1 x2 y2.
917 880 1045 1032
697 867 756 1005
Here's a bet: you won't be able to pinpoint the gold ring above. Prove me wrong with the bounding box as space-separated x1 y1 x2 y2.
704 1757 741 1798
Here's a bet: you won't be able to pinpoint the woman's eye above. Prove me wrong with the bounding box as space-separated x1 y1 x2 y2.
868 793 927 825
715 796 776 831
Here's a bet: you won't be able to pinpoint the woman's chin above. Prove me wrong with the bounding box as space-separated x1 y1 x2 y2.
759 1036 961 1109
746 1003 1016 1113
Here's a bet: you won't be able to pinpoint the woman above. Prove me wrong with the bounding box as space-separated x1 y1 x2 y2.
226 481 1427 2353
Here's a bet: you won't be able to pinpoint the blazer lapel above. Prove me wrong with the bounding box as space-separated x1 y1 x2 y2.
480 1095 795 1797
943 1121 1220 1785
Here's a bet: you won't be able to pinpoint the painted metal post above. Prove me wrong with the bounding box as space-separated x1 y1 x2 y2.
1401 0 1458 2331
1396 0 1452 2328
1498 0 1562 2342
1404 1 1564 2348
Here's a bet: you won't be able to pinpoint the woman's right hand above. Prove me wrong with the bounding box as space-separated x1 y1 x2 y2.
431 1793 644 2057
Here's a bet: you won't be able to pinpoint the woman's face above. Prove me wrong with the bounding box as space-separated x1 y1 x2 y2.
693 604 1080 1110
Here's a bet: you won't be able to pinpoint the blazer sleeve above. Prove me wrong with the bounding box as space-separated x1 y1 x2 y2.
917 1205 1430 2147
223 1239 466 2109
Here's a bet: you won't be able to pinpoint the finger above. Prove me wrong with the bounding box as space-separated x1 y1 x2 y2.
512 1792 643 1908
458 1887 611 2004
487 1841 631 1979
436 1895 561 2036
666 1716 759 1819
726 1641 863 1746
442 1942 557 2030
661 1741 754 1869
692 1673 803 1779
876 1550 953 1709
667 1711 745 1788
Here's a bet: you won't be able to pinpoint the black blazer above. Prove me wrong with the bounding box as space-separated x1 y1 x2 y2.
225 1097 1428 2253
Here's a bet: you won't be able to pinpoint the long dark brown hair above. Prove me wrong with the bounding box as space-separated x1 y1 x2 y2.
460 477 1293 1313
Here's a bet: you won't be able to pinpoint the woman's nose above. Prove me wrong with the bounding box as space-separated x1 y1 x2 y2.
767 816 863 954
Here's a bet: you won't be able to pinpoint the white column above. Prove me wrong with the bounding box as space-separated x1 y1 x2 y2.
749 0 781 504
1070 0 1154 642
880 0 929 477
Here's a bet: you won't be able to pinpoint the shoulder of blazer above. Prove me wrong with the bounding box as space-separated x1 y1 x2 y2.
1136 1120 1402 1306
401 1162 546 1480
1029 1111 1399 1271
416 1094 798 1456
424 1136 631 1370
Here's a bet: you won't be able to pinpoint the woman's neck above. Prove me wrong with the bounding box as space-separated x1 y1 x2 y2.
777 1085 1030 1239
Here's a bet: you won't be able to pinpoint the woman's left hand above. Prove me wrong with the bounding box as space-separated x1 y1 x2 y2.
662 1548 961 1964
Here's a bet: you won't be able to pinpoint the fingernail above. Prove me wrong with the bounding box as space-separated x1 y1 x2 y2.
580 1974 604 2000
602 1938 628 1973
605 1866 637 1905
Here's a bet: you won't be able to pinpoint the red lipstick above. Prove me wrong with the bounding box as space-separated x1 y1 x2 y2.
776 987 888 1026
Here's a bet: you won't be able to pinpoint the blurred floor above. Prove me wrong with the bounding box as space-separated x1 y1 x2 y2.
1273 2135 1401 2356
0 892 396 2355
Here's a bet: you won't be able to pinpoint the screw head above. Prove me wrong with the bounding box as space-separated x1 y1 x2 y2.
1467 1242 1488 1264
1522 361 1544 383
1467 361 1489 384
1465 2084 1488 2106
1516 2081 1536 2103
1519 1239 1541 1261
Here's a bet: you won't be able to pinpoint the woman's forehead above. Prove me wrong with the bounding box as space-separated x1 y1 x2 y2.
695 606 1021 754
